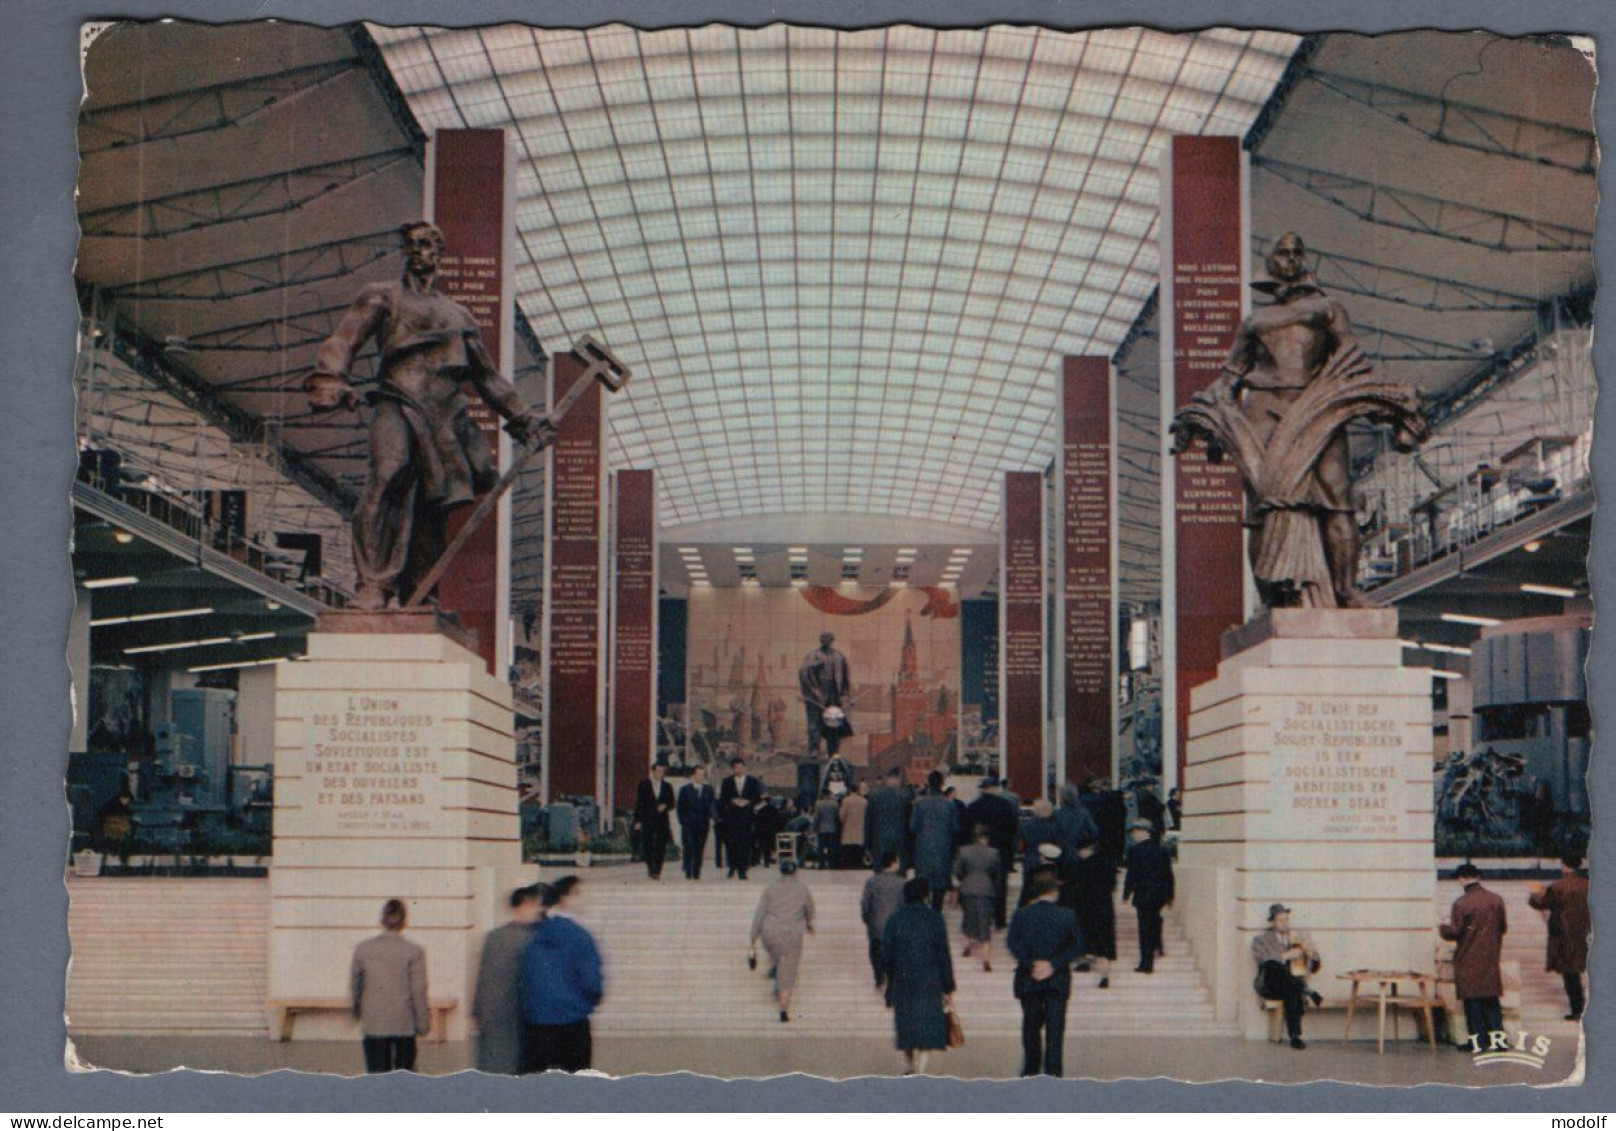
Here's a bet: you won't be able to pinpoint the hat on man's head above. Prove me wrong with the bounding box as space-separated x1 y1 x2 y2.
1454 862 1483 880
1267 903 1291 921
779 859 798 876
979 776 999 789
1037 843 1063 861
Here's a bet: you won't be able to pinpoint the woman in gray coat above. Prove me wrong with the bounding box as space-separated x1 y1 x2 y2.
909 771 959 910
749 859 815 1022
954 824 1002 971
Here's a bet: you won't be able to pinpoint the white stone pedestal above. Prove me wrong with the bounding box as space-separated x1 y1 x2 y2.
269 621 521 1040
1175 609 1436 1041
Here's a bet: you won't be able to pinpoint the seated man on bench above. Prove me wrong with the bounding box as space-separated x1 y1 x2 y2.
1252 903 1323 1050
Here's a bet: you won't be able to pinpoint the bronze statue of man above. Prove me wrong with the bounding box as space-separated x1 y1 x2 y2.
1171 233 1424 609
306 221 555 611
798 631 852 757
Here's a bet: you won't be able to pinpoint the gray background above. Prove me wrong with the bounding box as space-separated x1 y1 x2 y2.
0 0 1609 1112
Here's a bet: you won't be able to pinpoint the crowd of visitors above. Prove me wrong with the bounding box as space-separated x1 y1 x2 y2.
353 780 1589 1079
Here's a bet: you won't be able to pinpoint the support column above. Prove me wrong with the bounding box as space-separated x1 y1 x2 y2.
543 349 607 804
1160 134 1249 792
609 469 657 814
1059 356 1117 786
69 587 91 753
428 128 514 677
1001 471 1045 798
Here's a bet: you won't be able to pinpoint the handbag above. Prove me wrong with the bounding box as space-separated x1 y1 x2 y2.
945 1006 965 1049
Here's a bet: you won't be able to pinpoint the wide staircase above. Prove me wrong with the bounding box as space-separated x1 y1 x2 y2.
581 868 1226 1038
62 874 1584 1045
67 877 269 1037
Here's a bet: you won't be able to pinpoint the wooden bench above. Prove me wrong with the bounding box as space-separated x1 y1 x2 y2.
269 997 458 1043
1262 997 1352 1043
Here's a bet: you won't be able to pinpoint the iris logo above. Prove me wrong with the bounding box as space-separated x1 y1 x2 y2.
1468 1028 1551 1069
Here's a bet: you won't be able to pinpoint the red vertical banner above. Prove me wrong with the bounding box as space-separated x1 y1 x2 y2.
1061 356 1113 787
1162 135 1247 788
1001 471 1045 798
611 469 657 813
431 128 508 676
546 350 605 801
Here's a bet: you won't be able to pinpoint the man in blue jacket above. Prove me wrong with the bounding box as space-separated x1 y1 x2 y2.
1007 870 1085 1077
520 877 603 1073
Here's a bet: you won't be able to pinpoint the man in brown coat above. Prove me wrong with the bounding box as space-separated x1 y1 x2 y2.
1529 853 1591 1020
1439 863 1508 1042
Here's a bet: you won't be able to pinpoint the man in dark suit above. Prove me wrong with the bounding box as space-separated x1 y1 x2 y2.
864 766 912 874
1007 869 1085 1077
966 776 1021 927
1095 780 1128 863
718 757 763 879
1122 819 1174 973
676 764 717 880
633 762 675 880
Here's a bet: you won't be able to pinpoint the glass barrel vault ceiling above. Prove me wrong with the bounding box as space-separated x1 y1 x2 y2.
370 24 1300 529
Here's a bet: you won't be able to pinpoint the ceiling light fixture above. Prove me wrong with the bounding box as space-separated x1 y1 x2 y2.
82 576 139 590
1520 583 1578 599
186 657 292 674
112 530 134 544
1440 613 1503 628
90 606 214 628
124 631 275 655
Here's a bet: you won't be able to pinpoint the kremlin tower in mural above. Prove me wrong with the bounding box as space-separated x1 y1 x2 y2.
868 613 957 784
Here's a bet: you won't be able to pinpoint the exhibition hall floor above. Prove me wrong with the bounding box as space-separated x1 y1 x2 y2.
70 1032 1581 1086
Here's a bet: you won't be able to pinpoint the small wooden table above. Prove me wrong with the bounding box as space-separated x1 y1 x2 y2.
1338 970 1439 1053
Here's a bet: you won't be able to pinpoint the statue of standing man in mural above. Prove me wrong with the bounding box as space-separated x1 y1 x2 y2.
305 221 557 612
799 631 852 757
1170 232 1427 609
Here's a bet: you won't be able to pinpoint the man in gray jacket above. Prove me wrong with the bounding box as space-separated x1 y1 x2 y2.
861 851 908 989
351 898 431 1072
471 884 543 1074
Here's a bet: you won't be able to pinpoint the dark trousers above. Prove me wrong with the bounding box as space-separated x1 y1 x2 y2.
715 825 726 869
994 847 1014 928
681 824 709 879
1135 902 1164 971
1257 960 1307 1039
1463 996 1504 1042
1564 972 1586 1018
1018 990 1070 1077
724 827 752 877
522 1020 592 1074
642 824 670 878
816 832 839 868
361 1035 416 1074
930 888 948 913
868 936 885 987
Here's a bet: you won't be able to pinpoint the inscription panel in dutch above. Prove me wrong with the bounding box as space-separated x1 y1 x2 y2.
1269 697 1412 840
